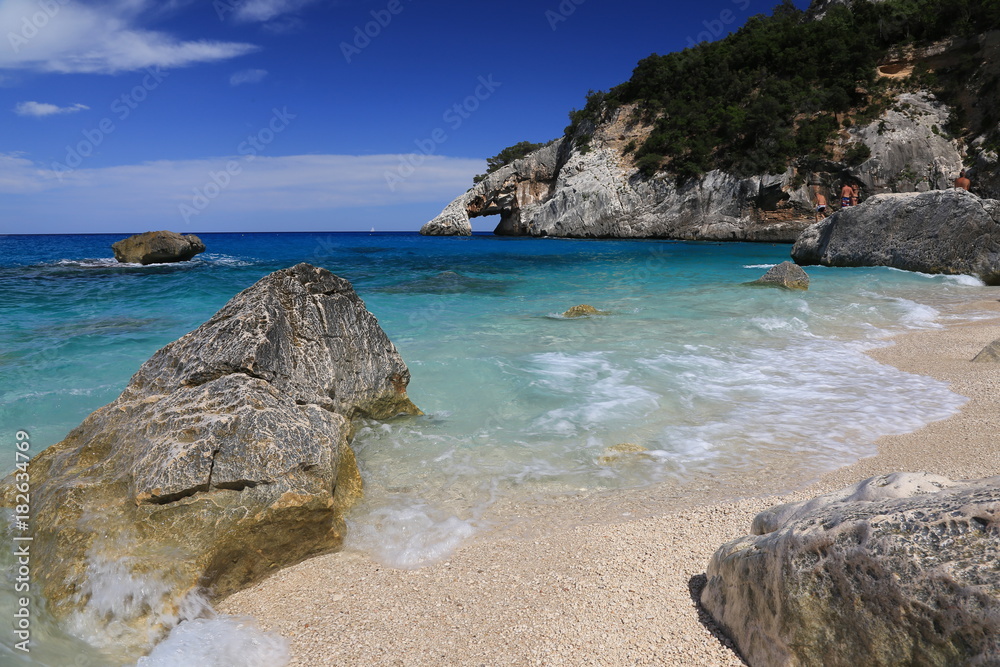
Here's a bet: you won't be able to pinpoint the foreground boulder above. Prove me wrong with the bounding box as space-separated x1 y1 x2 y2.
2 264 420 659
792 189 1000 284
702 473 1000 666
748 261 810 290
112 230 206 264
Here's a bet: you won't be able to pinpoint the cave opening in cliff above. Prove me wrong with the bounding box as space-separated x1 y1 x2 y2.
470 214 501 234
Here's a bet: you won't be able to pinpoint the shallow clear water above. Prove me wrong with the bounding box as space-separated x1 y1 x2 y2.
0 232 995 664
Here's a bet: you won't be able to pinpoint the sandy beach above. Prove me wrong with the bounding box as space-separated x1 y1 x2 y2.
221 298 1000 666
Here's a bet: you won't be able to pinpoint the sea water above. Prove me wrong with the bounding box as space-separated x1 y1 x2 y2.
0 232 995 665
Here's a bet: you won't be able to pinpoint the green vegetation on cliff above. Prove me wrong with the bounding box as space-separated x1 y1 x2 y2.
564 0 1000 181
473 141 548 183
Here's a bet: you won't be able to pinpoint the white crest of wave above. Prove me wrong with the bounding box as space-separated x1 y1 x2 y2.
135 617 289 667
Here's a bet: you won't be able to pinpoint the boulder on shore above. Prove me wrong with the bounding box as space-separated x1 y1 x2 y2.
748 261 810 289
1 263 420 659
791 189 1000 284
112 230 206 264
701 472 1000 666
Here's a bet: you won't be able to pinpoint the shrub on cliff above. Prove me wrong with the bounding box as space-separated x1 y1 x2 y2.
473 140 547 183
559 0 1000 182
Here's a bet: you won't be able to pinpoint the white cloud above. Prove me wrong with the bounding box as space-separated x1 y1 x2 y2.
0 152 485 232
230 68 268 86
0 0 257 74
231 0 319 23
14 101 89 117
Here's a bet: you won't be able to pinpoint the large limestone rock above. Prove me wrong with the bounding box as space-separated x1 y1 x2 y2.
112 230 206 264
792 189 1000 284
1 264 420 659
702 473 1000 666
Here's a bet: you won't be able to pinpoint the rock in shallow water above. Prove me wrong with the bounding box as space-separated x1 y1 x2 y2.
112 230 206 264
701 472 1000 666
1 263 420 659
748 261 809 290
562 304 607 318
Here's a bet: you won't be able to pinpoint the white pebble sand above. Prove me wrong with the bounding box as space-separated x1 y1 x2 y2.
221 299 1000 666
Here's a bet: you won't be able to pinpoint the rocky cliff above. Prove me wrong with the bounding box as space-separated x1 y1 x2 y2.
422 88 971 240
422 15 999 240
1 264 420 660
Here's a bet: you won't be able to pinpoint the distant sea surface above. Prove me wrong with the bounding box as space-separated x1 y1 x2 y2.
0 231 995 665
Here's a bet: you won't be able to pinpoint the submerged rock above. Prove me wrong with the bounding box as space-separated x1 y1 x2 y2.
1 264 420 659
973 338 1000 362
792 189 1000 284
597 443 650 465
562 304 607 318
748 261 810 290
112 230 206 264
701 472 1000 666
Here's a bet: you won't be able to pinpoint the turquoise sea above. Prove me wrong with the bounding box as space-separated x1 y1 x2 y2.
1 231 995 665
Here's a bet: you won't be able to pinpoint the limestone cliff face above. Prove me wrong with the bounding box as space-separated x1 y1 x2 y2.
422 88 970 240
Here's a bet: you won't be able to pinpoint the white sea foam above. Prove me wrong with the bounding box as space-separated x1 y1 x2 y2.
53 258 127 268
135 616 289 667
345 498 479 569
743 263 777 269
887 267 986 286
643 337 965 474
942 274 986 286
526 351 660 434
201 253 253 267
63 546 212 656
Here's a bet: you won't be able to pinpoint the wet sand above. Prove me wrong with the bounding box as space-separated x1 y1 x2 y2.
221 299 1000 666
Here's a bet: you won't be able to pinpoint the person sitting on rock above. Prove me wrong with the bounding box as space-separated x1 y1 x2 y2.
840 183 853 209
955 170 971 191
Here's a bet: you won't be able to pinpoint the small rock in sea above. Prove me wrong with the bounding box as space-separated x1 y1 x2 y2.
563 304 608 318
972 338 1000 362
748 261 809 290
112 230 206 265
597 442 650 465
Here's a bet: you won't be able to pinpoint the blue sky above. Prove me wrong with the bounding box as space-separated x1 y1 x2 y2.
0 0 809 234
